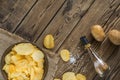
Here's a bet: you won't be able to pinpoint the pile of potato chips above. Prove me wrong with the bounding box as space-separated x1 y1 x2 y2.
3 43 44 80
54 72 86 80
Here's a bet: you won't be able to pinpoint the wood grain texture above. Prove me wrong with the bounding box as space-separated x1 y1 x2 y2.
93 5 120 80
0 0 120 80
53 0 120 79
36 0 95 52
14 0 66 41
0 0 37 32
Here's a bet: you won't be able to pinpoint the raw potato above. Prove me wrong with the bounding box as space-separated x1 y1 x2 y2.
62 72 77 80
3 43 44 80
91 25 105 41
76 74 86 80
44 34 55 49
60 49 70 62
108 29 120 45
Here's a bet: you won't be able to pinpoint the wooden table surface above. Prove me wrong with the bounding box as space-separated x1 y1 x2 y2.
0 0 120 80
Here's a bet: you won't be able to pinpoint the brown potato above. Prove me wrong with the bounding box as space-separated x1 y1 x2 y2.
91 25 105 41
108 29 120 45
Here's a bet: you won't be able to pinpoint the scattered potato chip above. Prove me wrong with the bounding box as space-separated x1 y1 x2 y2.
60 49 70 62
55 72 86 80
76 74 86 80
31 49 44 62
3 43 45 80
44 34 55 49
13 43 35 55
62 72 77 80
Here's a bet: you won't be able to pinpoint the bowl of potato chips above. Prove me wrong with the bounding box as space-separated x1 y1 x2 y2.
1 42 48 80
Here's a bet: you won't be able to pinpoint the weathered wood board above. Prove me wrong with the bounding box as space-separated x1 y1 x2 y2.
14 0 66 41
0 0 37 32
0 0 120 80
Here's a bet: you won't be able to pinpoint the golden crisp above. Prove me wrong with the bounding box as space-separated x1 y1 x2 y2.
13 43 35 55
60 49 70 62
76 74 86 80
31 49 44 62
62 72 77 80
54 72 86 80
44 34 55 49
5 53 12 64
3 43 44 80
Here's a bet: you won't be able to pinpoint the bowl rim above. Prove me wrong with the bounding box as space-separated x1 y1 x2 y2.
0 41 48 80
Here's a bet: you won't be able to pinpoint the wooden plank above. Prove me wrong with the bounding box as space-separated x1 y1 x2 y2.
36 0 95 52
14 0 66 41
53 0 120 79
0 0 37 32
93 5 120 80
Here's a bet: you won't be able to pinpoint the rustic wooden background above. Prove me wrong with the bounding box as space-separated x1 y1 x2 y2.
0 0 120 80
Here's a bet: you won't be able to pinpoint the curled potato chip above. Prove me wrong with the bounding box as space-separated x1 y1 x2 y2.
44 34 55 49
11 54 24 64
3 64 16 74
62 72 77 80
76 74 86 80
31 50 44 62
5 54 12 64
60 49 70 62
13 43 35 55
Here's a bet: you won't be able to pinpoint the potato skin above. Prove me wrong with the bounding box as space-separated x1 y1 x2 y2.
91 25 105 42
108 29 120 45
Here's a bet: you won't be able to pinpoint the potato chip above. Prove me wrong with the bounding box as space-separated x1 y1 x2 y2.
44 34 55 49
11 54 24 64
60 49 70 62
31 50 44 62
25 55 33 62
62 72 77 80
3 64 9 73
76 74 86 80
37 59 44 68
5 53 12 64
13 43 35 55
3 64 16 75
